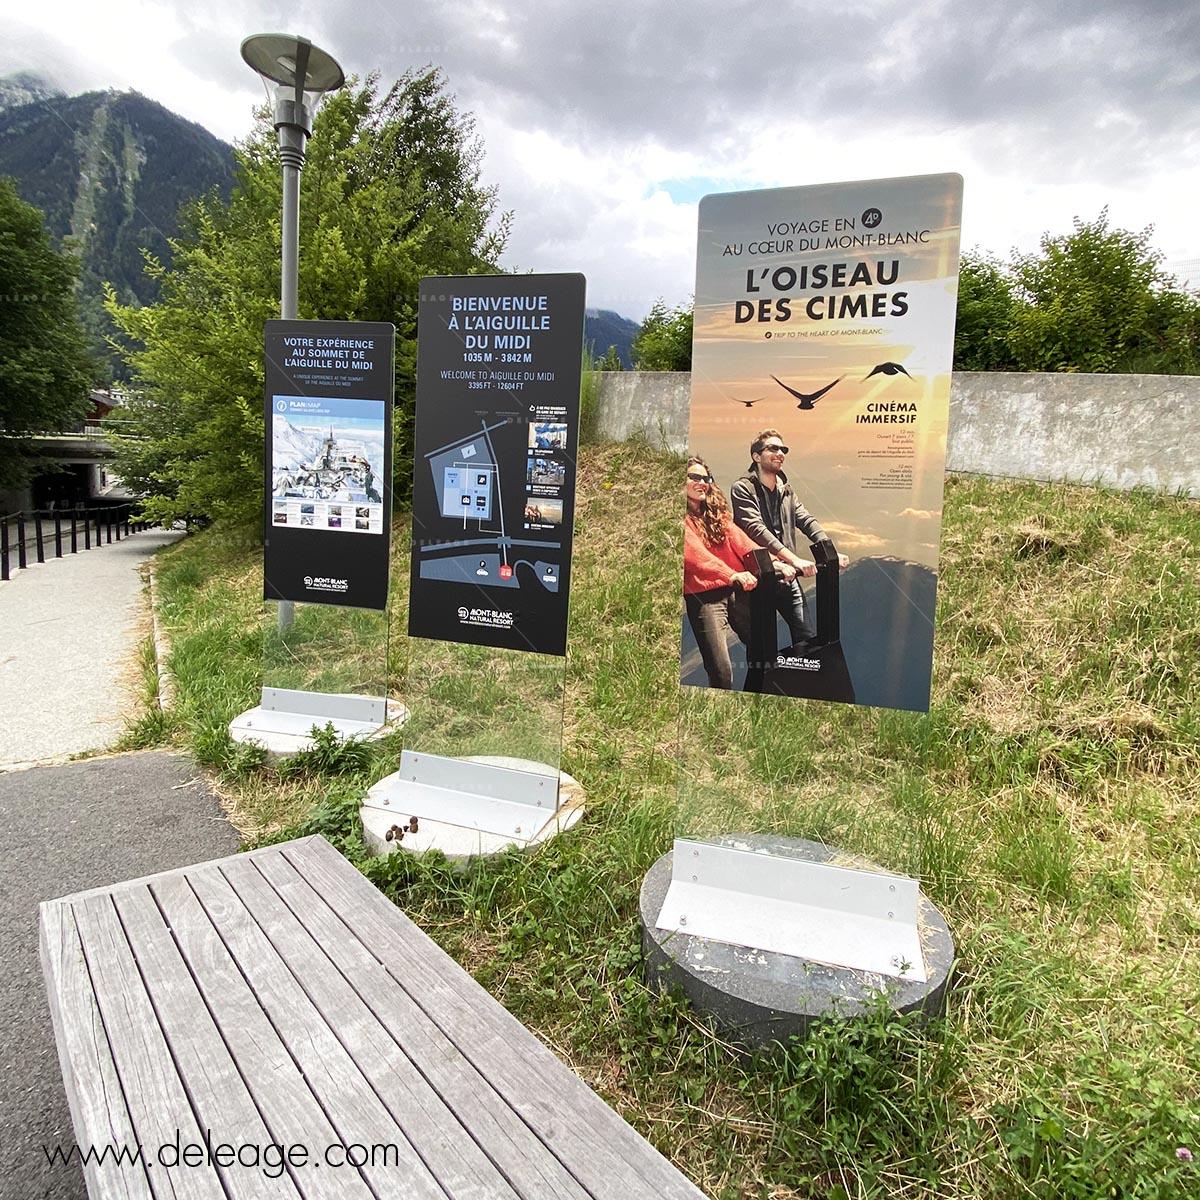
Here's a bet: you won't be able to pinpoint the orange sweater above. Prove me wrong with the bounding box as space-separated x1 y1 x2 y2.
683 515 761 595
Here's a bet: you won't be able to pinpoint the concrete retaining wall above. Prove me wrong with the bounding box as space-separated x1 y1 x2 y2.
594 370 1200 496
593 372 692 450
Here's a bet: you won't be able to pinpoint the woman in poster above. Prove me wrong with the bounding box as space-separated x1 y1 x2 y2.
683 456 763 689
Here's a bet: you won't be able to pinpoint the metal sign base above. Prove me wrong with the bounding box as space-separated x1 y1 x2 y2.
365 750 561 844
228 687 403 758
656 838 927 982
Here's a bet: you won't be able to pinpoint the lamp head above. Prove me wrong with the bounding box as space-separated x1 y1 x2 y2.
240 33 345 136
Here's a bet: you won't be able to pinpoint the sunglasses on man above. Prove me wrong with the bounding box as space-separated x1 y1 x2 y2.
760 443 789 455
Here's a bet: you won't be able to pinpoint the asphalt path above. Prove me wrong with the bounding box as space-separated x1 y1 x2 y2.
0 526 182 767
0 753 240 1199
0 526 240 1196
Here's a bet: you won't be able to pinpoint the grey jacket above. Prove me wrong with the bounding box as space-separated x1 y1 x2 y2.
729 465 828 557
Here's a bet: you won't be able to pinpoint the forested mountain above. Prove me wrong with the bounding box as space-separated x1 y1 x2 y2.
0 82 235 302
0 71 62 111
0 78 235 378
584 307 639 368
0 74 641 378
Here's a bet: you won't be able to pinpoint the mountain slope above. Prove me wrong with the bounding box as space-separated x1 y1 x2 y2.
584 307 640 368
0 78 645 380
0 86 235 304
0 71 63 112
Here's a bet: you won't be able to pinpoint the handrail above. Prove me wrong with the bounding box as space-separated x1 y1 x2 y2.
0 504 157 582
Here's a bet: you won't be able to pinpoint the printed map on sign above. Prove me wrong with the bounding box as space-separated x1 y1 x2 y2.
419 419 561 592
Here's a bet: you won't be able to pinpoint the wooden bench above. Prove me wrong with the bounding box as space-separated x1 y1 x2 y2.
40 834 706 1199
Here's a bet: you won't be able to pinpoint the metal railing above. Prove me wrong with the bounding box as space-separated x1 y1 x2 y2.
0 505 157 582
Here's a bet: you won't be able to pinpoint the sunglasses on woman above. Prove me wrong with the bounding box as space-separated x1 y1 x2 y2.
686 471 713 483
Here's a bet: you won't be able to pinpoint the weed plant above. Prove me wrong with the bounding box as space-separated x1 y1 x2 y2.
141 443 1200 1199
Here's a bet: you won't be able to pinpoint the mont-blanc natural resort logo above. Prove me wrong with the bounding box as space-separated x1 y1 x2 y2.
303 574 349 594
457 605 514 629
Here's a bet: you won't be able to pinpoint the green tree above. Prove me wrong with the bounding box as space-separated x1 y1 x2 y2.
0 177 95 489
632 299 693 371
595 343 623 371
1007 210 1200 373
953 250 1022 372
107 70 508 528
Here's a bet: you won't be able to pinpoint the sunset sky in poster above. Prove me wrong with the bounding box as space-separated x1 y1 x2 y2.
689 175 963 569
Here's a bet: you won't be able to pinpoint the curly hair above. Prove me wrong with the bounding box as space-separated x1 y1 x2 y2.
686 455 731 546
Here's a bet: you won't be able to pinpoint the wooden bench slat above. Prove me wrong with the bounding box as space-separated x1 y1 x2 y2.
150 873 376 1200
289 838 707 1200
180 860 450 1200
48 841 320 909
39 902 154 1200
43 835 709 1200
109 886 302 1199
70 894 227 1200
251 848 592 1200
219 851 524 1200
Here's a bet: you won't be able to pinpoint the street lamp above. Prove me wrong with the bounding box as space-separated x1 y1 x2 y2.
241 33 344 630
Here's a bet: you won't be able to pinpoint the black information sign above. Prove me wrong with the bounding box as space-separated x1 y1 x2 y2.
409 273 586 656
263 319 395 610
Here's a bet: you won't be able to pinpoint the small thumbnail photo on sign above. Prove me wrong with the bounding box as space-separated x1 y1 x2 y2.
528 421 568 451
526 456 566 487
524 498 564 527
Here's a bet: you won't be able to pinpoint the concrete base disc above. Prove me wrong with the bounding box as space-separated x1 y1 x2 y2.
361 756 585 863
228 698 407 761
640 834 955 1047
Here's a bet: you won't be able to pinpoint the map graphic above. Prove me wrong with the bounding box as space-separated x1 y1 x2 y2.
419 418 561 592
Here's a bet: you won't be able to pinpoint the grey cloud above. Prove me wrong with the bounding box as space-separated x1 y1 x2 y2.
10 0 1197 179
315 0 1199 181
0 21 113 95
169 28 256 92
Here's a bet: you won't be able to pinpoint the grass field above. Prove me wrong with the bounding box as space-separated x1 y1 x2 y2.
135 441 1199 1199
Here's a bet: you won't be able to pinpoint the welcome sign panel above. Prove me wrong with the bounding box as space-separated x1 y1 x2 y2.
682 174 963 711
409 273 586 656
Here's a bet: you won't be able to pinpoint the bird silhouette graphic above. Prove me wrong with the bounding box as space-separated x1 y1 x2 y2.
718 388 765 409
771 375 842 410
864 361 912 380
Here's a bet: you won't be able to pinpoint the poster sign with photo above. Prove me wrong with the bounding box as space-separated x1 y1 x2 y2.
409 273 586 656
263 319 395 609
682 174 963 711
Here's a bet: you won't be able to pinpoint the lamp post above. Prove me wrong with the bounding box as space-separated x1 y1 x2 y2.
241 33 345 631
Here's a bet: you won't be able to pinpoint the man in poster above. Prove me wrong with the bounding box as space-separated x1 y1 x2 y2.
729 428 849 652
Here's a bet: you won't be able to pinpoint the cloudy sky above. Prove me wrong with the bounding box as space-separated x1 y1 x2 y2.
2 0 1197 319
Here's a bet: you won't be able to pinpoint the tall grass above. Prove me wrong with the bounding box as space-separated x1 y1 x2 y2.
142 443 1200 1199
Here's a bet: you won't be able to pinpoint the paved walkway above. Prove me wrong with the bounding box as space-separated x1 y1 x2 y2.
0 527 182 768
0 753 240 1200
0 525 244 1196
